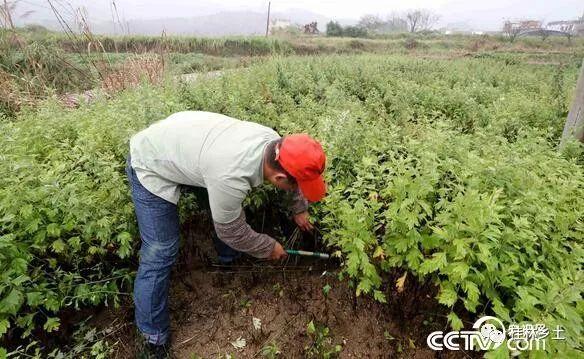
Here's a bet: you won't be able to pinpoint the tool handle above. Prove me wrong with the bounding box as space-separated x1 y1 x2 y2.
286 249 330 259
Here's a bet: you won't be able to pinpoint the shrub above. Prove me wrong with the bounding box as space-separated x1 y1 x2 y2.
326 21 344 37
326 21 368 38
179 55 583 356
0 84 186 355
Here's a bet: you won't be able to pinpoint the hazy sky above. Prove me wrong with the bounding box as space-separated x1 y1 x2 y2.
18 0 584 31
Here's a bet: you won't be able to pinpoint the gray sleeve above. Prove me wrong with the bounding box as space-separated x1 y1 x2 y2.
214 210 276 259
289 188 309 215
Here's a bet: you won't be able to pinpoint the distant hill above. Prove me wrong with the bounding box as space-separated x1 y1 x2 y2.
93 11 268 36
14 7 350 36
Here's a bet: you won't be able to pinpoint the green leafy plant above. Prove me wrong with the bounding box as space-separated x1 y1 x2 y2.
0 84 186 353
304 320 342 358
180 55 584 357
260 341 281 358
322 284 331 298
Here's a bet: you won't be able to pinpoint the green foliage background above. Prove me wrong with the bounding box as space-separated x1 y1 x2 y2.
1 54 583 357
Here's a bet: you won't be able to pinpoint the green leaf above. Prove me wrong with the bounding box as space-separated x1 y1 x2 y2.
45 297 60 312
394 237 410 253
492 299 511 323
447 312 463 331
0 319 9 336
26 292 43 307
373 290 387 303
10 258 28 274
447 262 469 281
437 283 458 307
12 275 30 286
51 239 66 253
307 320 315 335
15 313 34 332
116 231 133 259
43 317 60 332
46 223 61 238
67 236 81 250
0 289 24 315
483 341 509 359
418 252 447 274
528 349 549 359
405 248 422 268
462 281 480 312
322 284 331 297
356 278 373 296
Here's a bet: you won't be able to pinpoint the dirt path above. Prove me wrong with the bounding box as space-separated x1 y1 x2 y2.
179 70 225 83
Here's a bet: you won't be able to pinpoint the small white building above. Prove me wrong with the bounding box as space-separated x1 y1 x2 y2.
269 18 292 33
547 20 584 35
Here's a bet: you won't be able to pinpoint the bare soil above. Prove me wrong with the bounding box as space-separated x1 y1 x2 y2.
92 208 478 359
99 264 476 359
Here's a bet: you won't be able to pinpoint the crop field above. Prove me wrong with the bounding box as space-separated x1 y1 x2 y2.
1 30 583 358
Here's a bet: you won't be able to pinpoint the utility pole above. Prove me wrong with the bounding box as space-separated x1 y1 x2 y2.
265 1 271 37
560 59 584 147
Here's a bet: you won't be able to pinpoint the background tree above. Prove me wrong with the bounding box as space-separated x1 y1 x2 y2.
559 22 576 43
326 21 344 37
503 21 522 42
358 14 384 34
343 25 367 38
384 13 408 33
404 9 439 33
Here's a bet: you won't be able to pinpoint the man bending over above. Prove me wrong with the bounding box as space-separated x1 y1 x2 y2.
125 111 327 358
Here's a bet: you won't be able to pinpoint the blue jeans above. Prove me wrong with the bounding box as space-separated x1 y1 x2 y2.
125 157 240 345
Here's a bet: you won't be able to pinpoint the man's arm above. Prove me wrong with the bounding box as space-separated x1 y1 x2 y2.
214 210 285 259
289 188 309 214
289 189 313 231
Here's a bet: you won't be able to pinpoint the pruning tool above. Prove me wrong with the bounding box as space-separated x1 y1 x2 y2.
285 249 330 259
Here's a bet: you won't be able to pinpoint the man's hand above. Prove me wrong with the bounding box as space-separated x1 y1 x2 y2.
293 211 314 232
268 242 288 260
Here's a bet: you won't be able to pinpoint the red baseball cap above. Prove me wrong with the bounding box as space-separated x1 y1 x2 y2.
277 134 327 202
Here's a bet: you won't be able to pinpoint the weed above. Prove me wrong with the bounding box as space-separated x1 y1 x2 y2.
260 341 281 358
304 320 342 358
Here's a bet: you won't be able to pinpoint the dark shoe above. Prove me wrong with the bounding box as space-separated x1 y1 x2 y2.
217 251 243 265
136 332 172 359
213 233 243 265
136 342 171 359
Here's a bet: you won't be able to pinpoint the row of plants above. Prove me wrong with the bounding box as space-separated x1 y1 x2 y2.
179 55 583 357
11 29 295 57
0 85 187 356
1 54 582 357
11 27 584 57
